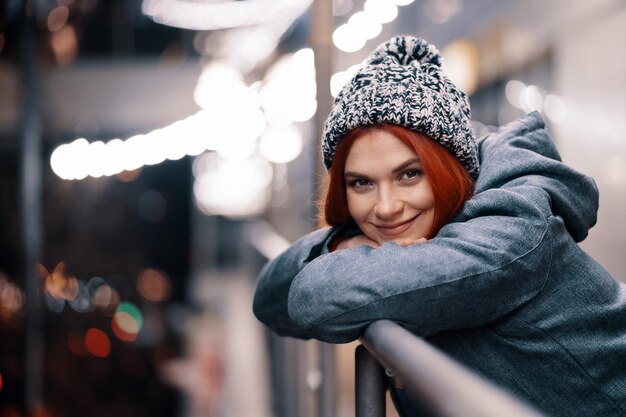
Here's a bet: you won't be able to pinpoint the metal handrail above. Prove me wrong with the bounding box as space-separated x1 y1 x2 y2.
356 320 547 417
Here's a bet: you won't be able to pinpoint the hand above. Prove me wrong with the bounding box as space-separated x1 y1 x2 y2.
393 237 428 247
335 235 380 250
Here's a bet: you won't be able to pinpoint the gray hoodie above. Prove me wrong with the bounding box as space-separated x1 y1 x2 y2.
253 112 626 416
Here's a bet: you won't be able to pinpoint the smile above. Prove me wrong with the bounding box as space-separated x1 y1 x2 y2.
375 216 417 236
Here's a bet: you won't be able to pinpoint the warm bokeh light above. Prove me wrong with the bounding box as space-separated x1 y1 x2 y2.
259 125 304 164
364 0 398 24
441 39 479 96
193 154 273 217
194 62 260 113
47 6 69 32
50 49 314 182
348 11 382 41
330 64 362 97
332 23 366 53
115 167 142 183
112 302 143 342
51 69 268 181
142 0 312 31
0 370 3 392
0 272 25 319
112 314 139 342
44 262 79 302
136 268 172 302
50 24 78 66
92 283 120 314
85 328 111 358
332 0 413 54
115 311 140 334
261 48 317 125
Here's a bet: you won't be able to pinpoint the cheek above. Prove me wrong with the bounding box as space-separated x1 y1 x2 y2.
407 186 435 209
346 193 371 221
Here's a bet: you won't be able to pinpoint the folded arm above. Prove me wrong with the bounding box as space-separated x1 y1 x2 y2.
287 185 552 343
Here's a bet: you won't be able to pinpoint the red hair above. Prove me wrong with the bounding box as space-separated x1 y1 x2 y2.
319 124 474 239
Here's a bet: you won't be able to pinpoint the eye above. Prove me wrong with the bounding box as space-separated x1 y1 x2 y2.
347 178 372 189
401 168 424 181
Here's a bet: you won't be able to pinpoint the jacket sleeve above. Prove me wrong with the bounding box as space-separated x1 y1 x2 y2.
252 227 336 339
287 185 553 343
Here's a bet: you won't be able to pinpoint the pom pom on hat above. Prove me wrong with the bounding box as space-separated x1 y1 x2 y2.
322 36 479 178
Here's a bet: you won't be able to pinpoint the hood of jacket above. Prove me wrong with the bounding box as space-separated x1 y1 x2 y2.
475 111 598 242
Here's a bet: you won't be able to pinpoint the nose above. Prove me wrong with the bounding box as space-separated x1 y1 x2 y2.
374 187 403 219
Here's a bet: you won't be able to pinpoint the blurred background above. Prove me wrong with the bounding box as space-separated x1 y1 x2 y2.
0 0 624 416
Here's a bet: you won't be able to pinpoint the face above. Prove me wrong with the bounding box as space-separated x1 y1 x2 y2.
344 129 435 245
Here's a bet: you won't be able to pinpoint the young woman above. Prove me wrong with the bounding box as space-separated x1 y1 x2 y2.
323 123 473 250
253 36 626 416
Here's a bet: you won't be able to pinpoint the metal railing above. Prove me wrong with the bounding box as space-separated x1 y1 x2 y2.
356 320 546 417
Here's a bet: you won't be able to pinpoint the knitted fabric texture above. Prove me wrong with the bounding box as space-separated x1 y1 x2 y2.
322 36 479 178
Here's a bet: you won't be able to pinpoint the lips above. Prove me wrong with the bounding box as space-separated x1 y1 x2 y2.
375 216 416 237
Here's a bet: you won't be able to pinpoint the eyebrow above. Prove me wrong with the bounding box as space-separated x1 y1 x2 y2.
344 157 422 178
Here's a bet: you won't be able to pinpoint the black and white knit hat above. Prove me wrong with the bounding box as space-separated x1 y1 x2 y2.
322 36 479 178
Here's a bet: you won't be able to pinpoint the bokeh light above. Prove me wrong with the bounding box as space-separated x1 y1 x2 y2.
68 280 94 313
47 6 69 32
521 85 544 112
332 24 366 53
544 94 567 123
92 283 120 315
112 302 144 342
261 48 317 126
44 262 79 302
348 11 382 41
85 328 111 358
504 80 566 123
259 125 304 164
136 268 172 302
330 64 362 97
0 272 25 319
441 39 479 95
364 0 398 24
50 24 78 66
193 154 273 217
505 80 526 108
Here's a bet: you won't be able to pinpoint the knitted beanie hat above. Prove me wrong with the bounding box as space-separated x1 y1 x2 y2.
322 36 479 178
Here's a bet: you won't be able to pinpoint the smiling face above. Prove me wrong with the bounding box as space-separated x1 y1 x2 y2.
344 129 436 245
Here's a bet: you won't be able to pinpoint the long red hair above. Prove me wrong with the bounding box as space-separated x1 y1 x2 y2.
319 124 474 239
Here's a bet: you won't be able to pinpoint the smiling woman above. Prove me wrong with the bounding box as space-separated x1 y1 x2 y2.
321 124 473 246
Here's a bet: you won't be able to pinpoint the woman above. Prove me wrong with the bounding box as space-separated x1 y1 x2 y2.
323 123 473 250
253 36 626 416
